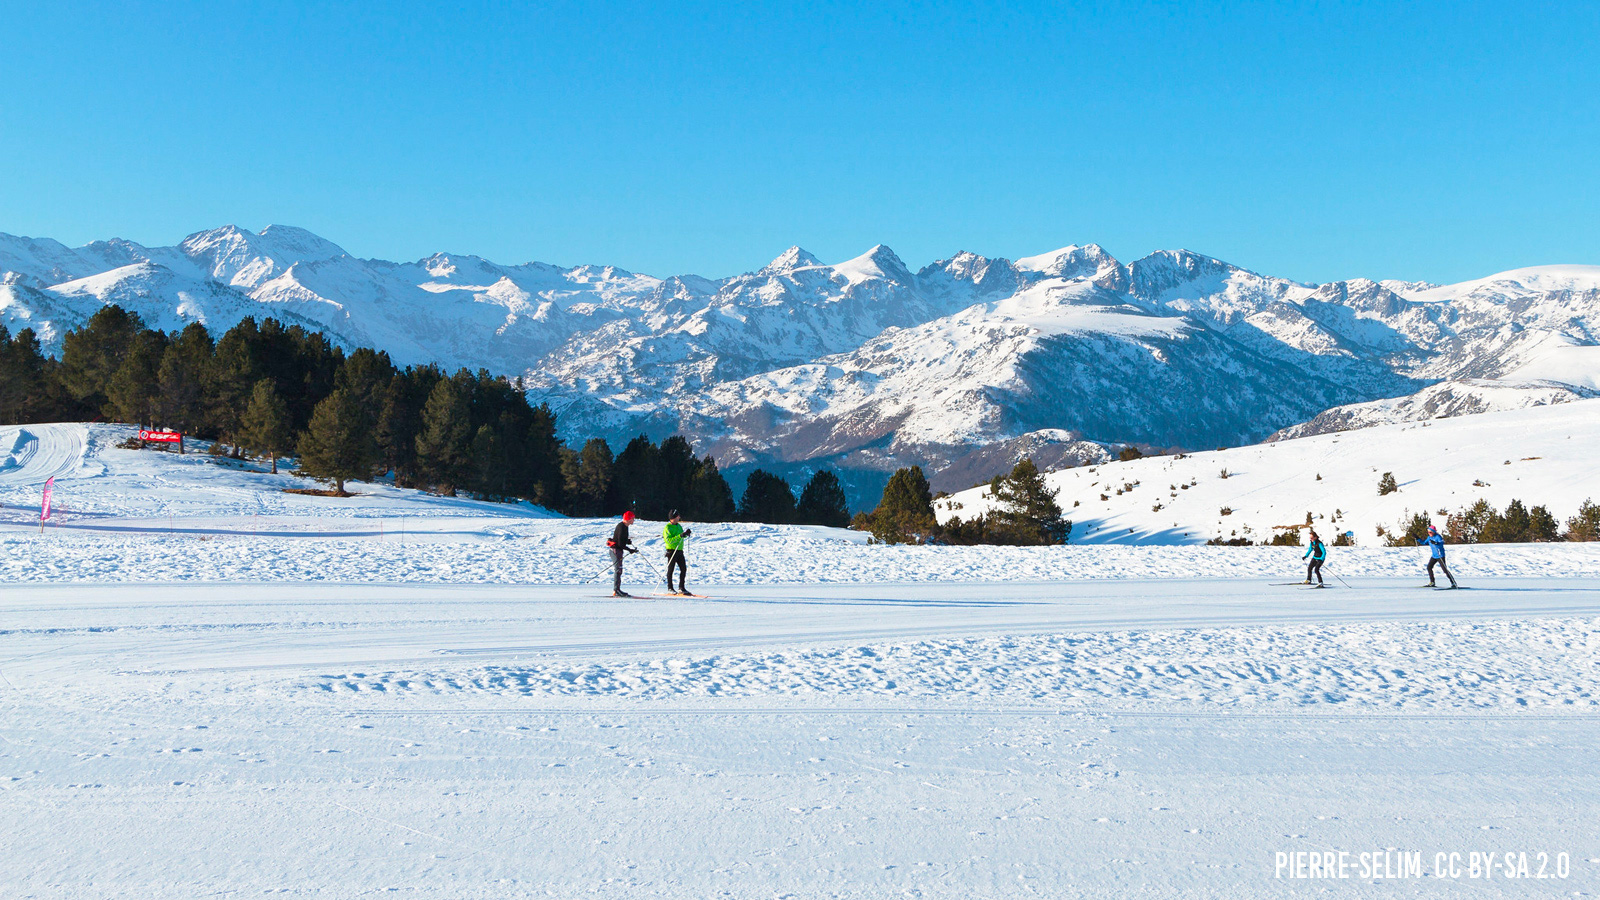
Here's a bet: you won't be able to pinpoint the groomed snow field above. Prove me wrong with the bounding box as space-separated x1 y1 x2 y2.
3 423 1600 897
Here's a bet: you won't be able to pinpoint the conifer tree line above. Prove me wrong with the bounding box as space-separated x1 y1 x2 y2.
853 459 1072 546
1384 497 1600 544
0 306 850 524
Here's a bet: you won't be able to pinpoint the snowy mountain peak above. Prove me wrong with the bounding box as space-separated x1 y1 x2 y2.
255 225 348 259
416 252 512 286
1125 249 1243 298
758 246 824 276
1014 244 1120 280
1406 264 1600 304
919 252 1023 297
833 244 912 284
0 232 98 284
178 224 348 289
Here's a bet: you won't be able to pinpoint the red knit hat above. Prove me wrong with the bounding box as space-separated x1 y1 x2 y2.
622 511 635 523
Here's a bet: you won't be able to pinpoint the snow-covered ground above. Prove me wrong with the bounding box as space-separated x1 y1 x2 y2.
5 423 1600 896
943 399 1600 546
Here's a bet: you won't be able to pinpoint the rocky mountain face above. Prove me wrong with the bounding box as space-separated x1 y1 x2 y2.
3 225 1596 507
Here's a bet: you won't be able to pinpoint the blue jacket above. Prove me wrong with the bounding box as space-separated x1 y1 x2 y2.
1417 534 1446 558
1303 540 1326 562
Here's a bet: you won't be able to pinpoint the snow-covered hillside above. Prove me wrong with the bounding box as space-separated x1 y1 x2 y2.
4 226 1598 505
941 399 1600 546
1270 378 1599 440
5 420 1600 897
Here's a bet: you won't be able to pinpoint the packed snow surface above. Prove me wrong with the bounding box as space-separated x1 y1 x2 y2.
4 423 1600 896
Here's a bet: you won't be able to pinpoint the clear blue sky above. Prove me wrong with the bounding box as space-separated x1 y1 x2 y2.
2 1 1595 284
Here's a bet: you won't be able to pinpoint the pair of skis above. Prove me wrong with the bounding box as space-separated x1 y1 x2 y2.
1269 581 1466 590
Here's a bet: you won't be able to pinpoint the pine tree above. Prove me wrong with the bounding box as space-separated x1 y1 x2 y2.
154 323 213 435
1482 499 1532 543
1446 499 1494 543
105 331 168 426
563 438 615 516
286 327 344 431
657 436 698 513
295 387 377 494
862 466 936 543
60 305 146 415
614 435 663 518
739 469 796 524
795 469 851 527
685 454 735 521
375 375 416 478
470 424 503 498
208 318 264 438
523 402 565 510
1378 472 1399 495
988 458 1070 544
1527 504 1561 542
414 376 472 494
237 380 293 474
1567 499 1600 542
336 348 396 412
296 387 377 495
1383 511 1434 547
0 326 53 425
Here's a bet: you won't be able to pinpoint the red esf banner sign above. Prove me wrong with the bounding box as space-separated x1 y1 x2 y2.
138 430 183 443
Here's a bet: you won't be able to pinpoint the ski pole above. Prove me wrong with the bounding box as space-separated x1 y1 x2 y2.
1324 565 1354 589
639 545 664 583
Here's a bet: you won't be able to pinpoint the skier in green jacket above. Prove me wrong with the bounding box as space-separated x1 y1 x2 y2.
662 510 693 596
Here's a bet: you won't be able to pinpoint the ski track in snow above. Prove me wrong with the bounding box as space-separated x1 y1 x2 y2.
4 530 1599 584
313 617 1600 710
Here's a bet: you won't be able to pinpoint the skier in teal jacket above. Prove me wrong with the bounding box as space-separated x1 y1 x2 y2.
1302 530 1327 585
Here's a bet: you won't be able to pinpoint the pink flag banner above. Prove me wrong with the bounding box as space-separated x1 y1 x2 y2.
41 476 54 522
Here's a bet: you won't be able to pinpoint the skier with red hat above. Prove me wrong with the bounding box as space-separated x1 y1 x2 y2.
607 511 640 597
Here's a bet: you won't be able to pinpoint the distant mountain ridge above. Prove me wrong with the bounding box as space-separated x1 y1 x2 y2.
3 225 1597 506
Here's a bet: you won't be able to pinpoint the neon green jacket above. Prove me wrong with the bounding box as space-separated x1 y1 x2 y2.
663 522 687 551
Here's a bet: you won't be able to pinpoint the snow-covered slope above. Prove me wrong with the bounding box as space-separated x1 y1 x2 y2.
1270 378 1599 440
0 422 560 523
941 399 1600 545
4 226 1597 504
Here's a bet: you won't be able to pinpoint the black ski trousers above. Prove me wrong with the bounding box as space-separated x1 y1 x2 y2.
1306 558 1323 584
1427 556 1455 586
612 548 625 594
665 548 687 593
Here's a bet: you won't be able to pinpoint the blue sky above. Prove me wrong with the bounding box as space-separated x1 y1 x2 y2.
1 1 1595 283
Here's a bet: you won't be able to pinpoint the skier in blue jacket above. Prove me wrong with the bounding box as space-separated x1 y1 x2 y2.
1416 524 1457 588
1302 529 1327 586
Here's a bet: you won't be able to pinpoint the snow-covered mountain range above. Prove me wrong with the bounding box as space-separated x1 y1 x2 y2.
4 225 1597 504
